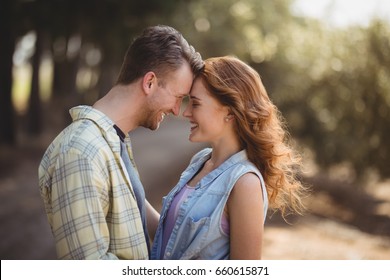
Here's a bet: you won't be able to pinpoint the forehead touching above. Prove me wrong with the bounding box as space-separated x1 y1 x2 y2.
166 62 194 96
189 77 209 99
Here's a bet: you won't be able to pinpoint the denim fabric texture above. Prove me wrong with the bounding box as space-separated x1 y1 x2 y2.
151 148 268 260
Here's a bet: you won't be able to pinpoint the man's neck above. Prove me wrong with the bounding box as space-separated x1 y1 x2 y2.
93 84 143 133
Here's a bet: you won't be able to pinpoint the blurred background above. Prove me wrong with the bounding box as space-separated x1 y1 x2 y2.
0 0 389 259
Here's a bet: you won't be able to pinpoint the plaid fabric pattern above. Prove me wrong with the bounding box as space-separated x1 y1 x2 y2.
39 106 148 259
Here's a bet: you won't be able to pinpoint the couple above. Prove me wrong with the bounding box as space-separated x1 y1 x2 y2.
39 25 305 260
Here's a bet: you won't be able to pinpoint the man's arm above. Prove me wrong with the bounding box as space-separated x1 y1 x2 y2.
51 152 117 259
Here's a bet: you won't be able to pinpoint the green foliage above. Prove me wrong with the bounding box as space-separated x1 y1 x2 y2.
253 17 390 179
170 0 294 59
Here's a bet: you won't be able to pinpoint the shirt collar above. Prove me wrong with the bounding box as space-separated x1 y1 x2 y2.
194 149 248 189
70 105 115 131
113 124 126 142
69 105 124 151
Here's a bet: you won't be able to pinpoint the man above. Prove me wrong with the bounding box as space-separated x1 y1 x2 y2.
39 25 204 259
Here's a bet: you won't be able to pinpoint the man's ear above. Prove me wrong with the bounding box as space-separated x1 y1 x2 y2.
142 71 156 94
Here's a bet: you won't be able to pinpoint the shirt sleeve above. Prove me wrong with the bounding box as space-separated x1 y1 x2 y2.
50 151 117 259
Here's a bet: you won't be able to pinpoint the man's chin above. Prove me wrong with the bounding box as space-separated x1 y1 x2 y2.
148 122 161 131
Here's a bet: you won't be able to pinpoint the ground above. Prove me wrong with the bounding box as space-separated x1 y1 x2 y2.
0 115 389 260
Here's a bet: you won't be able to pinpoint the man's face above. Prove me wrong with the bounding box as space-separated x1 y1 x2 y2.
144 62 194 130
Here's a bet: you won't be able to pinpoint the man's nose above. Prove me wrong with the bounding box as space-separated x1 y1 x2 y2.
172 100 181 116
182 103 191 118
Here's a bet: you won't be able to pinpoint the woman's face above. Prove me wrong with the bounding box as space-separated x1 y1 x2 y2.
183 78 230 143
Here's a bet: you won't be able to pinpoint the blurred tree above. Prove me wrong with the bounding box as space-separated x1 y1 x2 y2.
170 0 390 180
0 0 16 144
27 28 44 135
271 19 390 180
25 0 53 135
85 0 181 97
170 0 293 60
3 0 186 137
3 0 389 181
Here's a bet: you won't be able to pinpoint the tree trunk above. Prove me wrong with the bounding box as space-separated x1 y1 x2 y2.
0 0 16 145
27 28 44 135
50 34 81 126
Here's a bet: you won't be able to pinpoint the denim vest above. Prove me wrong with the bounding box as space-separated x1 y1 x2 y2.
151 148 268 260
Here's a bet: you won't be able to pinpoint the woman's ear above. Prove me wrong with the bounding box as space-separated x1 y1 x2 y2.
227 108 235 120
224 112 235 122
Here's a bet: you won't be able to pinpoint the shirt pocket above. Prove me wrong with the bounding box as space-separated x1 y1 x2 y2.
179 216 211 259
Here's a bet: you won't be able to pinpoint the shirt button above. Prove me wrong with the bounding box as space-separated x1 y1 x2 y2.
174 225 179 230
166 252 171 257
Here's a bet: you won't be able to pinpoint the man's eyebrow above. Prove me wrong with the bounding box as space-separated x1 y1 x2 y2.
178 92 189 97
190 95 201 100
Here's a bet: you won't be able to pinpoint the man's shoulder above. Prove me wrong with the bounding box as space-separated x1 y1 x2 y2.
46 119 108 159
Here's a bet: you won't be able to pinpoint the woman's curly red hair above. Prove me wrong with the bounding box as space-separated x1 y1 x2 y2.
200 56 306 217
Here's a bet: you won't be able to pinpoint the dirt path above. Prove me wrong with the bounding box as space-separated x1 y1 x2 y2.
0 116 389 259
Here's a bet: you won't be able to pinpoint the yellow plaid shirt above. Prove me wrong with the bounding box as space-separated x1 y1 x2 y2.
39 106 148 259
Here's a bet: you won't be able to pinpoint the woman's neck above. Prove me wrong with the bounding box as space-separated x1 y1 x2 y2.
208 137 241 169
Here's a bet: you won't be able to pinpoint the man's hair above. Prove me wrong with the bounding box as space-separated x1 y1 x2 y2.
116 25 204 85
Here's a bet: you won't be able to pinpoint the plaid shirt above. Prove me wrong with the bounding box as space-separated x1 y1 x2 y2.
39 106 148 259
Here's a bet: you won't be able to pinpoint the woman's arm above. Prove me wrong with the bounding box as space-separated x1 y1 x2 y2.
146 200 160 242
227 172 265 260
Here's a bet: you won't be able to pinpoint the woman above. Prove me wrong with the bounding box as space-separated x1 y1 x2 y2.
151 56 306 260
